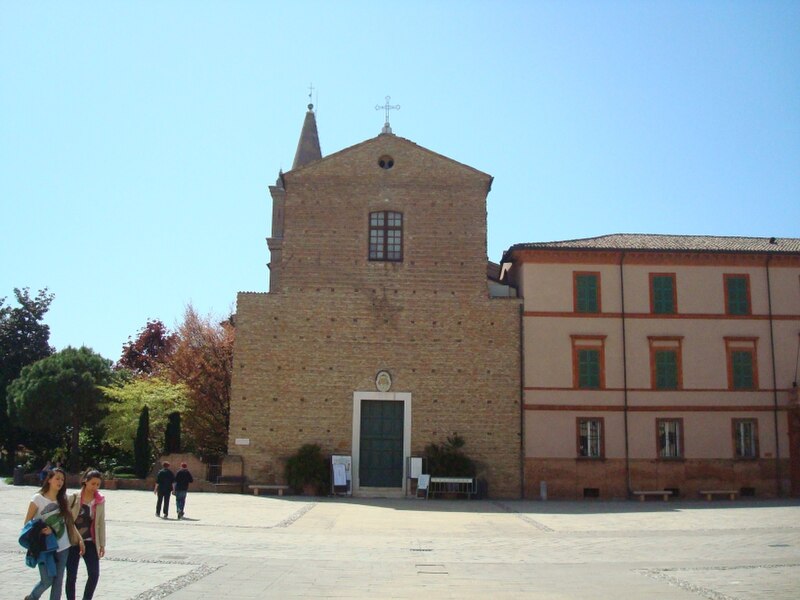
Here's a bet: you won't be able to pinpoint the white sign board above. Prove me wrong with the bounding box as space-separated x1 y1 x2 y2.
409 457 423 479
330 455 352 496
333 463 346 486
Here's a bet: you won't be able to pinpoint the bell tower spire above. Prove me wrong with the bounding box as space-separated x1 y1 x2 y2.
292 88 322 169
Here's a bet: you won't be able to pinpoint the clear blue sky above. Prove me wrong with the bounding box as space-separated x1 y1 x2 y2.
1 1 798 362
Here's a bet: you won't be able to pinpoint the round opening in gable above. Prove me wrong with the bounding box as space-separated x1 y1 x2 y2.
378 155 394 169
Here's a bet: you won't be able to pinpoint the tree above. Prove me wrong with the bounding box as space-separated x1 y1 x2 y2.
101 377 188 459
134 406 151 479
0 287 54 471
166 305 234 458
7 346 112 472
164 412 181 454
118 319 176 375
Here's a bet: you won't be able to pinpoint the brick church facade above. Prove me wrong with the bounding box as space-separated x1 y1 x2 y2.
228 106 522 497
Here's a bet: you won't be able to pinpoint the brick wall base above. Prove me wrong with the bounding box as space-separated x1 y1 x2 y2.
525 457 790 500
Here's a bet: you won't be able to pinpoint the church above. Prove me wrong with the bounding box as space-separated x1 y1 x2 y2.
227 104 522 498
228 104 800 499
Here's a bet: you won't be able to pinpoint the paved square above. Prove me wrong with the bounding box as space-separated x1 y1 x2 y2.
2 482 798 599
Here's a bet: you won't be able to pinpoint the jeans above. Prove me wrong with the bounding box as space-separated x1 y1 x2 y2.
66 540 99 600
29 547 68 600
156 489 171 516
175 490 188 513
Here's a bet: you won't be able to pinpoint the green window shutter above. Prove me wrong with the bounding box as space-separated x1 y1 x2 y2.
652 276 675 314
726 277 749 315
654 350 678 389
732 351 754 389
578 349 601 388
576 275 599 313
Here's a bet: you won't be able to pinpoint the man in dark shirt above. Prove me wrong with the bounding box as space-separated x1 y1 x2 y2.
154 462 175 518
173 462 194 519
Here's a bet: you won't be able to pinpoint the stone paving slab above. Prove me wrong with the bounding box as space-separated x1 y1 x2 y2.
2 550 205 599
3 482 799 599
641 564 800 600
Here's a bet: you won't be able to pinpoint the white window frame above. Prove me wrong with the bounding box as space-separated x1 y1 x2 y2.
658 419 682 459
734 419 758 459
578 418 603 458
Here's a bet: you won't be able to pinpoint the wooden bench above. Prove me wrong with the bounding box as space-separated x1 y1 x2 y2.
248 484 290 497
633 490 673 502
699 490 738 501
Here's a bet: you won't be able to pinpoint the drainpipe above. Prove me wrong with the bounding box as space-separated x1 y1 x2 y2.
519 300 526 500
620 252 631 497
766 254 782 496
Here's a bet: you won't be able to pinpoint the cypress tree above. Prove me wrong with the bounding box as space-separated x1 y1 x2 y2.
164 412 181 454
134 406 151 478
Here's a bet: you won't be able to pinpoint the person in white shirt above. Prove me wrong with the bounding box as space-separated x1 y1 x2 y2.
23 467 84 600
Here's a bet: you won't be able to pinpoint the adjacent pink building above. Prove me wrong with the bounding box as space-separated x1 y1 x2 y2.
502 234 800 499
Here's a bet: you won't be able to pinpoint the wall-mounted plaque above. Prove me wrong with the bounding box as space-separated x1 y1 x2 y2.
375 370 392 392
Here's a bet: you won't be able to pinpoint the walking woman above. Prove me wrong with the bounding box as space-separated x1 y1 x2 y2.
23 467 84 600
65 469 106 600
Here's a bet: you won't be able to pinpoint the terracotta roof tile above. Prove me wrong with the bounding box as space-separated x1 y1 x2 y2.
507 234 800 255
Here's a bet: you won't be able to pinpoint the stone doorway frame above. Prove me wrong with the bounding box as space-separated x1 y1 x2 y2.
351 391 411 496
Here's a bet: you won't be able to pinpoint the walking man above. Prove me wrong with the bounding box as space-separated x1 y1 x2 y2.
174 462 194 520
154 461 175 518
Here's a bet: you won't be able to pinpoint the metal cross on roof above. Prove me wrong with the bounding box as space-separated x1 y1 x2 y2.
307 83 315 110
375 95 400 133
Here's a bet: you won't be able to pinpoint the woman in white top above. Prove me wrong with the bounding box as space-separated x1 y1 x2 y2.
23 467 84 600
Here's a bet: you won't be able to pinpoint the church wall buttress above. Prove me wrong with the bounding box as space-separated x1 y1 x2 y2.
267 185 286 293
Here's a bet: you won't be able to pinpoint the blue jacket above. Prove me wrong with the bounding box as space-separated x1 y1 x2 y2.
19 519 58 576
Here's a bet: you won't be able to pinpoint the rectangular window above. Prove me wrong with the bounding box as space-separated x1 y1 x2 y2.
654 350 679 389
725 338 758 390
650 273 677 314
657 418 683 459
733 419 758 459
574 272 600 313
731 351 755 389
577 418 604 458
724 274 751 315
369 211 403 261
578 350 601 388
571 335 606 389
648 337 683 390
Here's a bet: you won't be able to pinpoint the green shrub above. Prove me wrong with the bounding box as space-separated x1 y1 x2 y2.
423 434 476 477
284 443 329 495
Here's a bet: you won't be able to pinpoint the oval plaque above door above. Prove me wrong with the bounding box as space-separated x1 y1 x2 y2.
375 370 392 392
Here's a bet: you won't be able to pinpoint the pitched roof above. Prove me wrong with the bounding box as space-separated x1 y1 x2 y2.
285 132 492 181
292 105 322 170
505 233 800 257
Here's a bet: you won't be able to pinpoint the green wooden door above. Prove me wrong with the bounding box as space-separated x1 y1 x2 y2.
359 400 404 487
